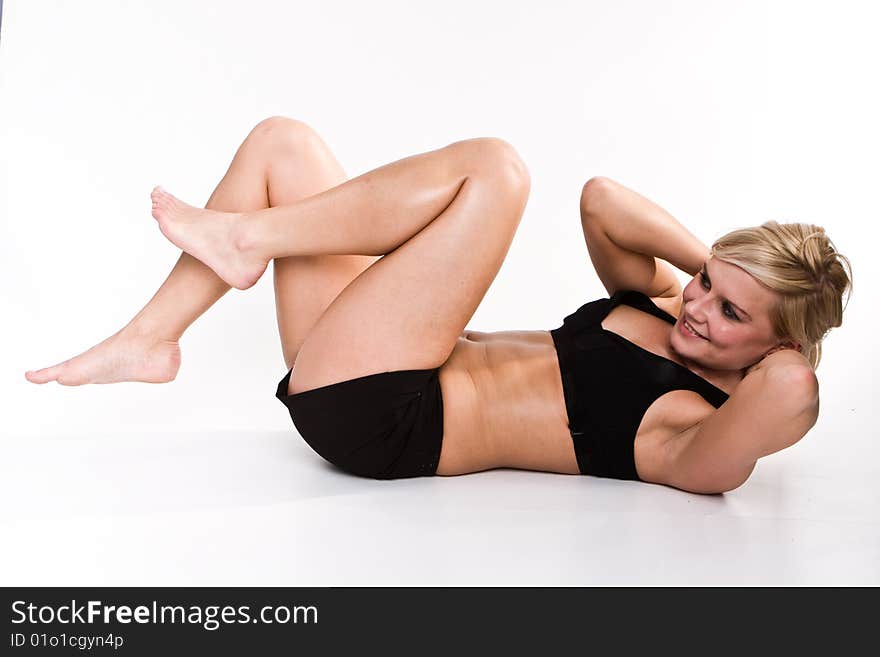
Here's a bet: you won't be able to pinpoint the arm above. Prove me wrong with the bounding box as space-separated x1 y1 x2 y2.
663 357 820 494
580 176 711 298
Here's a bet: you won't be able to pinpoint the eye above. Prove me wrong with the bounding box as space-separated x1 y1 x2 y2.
698 272 740 321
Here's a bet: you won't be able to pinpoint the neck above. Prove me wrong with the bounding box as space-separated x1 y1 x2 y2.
668 336 745 386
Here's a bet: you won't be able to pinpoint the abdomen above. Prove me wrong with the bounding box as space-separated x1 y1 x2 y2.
438 331 580 475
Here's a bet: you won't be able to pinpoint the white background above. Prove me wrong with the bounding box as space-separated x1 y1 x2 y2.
1 0 878 585
2 0 877 438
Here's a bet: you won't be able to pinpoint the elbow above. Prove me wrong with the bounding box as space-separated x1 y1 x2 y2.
715 460 757 494
793 367 820 409
716 464 756 494
681 476 752 496
669 460 757 495
770 363 820 414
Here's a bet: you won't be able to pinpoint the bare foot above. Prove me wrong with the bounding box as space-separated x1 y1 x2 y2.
150 186 267 290
25 329 181 386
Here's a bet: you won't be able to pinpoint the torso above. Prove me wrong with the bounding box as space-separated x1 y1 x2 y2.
435 294 744 482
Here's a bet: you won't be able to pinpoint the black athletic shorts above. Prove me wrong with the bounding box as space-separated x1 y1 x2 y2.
275 367 445 479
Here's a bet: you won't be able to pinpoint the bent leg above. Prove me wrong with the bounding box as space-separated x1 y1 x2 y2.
25 123 268 385
175 115 379 370
25 116 375 384
151 137 530 391
261 120 379 370
287 138 530 392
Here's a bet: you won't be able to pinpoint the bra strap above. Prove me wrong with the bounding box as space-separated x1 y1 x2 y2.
614 290 677 325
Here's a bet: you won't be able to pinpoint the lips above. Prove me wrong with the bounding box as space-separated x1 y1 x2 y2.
681 318 708 340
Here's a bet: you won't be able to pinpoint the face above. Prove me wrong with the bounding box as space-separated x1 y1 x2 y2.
670 256 792 372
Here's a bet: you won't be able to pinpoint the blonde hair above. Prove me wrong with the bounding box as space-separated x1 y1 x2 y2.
710 221 853 371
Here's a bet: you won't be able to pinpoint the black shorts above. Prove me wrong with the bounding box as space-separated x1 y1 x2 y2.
274 367 445 479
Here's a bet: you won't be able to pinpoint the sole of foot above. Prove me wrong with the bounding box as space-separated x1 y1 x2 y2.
150 186 268 290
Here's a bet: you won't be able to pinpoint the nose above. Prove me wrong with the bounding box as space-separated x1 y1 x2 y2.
686 295 710 325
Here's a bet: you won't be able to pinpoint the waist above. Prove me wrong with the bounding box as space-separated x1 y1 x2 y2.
446 330 571 465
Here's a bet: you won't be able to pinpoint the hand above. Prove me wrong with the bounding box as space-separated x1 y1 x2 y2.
743 343 803 377
765 341 801 358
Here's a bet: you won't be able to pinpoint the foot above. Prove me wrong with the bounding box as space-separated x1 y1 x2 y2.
24 329 181 386
150 186 268 290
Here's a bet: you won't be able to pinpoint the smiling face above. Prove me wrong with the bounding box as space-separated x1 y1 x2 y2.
670 256 792 373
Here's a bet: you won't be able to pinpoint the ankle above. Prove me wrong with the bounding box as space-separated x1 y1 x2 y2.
121 318 181 345
231 211 262 258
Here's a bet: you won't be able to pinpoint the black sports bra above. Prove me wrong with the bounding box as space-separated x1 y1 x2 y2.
549 289 730 481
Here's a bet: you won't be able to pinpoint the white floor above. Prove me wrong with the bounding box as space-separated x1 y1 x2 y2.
1 429 878 587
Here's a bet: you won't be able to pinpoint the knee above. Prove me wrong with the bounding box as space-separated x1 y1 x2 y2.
248 115 321 152
580 176 611 217
448 137 531 195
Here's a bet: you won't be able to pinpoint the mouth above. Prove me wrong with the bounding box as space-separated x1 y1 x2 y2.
679 317 709 340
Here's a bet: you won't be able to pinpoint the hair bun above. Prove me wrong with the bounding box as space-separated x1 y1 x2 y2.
711 220 853 370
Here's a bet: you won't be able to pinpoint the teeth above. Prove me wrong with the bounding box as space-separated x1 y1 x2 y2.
684 320 705 339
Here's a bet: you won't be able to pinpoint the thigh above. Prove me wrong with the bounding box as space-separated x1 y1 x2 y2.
252 117 382 370
289 138 530 395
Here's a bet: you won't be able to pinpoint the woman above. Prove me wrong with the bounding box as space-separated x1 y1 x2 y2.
24 117 853 494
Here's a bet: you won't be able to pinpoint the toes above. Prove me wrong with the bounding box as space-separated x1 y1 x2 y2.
25 366 58 384
149 186 189 217
151 186 172 209
150 191 174 222
151 190 163 219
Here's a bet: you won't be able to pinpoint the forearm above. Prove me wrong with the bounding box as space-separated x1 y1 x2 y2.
582 177 711 276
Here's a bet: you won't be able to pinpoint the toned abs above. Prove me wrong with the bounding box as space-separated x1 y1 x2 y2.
435 330 579 476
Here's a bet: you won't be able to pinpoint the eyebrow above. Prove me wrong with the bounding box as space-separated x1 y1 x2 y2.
702 261 752 320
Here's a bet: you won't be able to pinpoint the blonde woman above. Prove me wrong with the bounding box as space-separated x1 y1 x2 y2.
25 117 853 494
